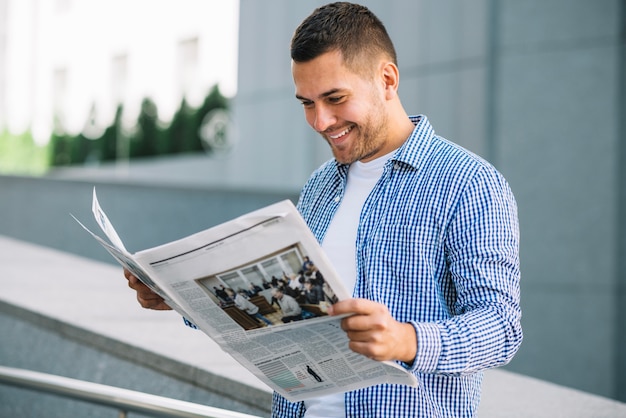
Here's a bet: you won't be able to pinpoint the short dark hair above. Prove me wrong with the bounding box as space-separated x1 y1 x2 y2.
290 2 397 71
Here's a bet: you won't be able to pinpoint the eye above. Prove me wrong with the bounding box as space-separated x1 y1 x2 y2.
300 100 314 108
327 96 345 104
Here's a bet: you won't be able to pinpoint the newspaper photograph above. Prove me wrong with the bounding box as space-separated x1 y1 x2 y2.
75 188 417 401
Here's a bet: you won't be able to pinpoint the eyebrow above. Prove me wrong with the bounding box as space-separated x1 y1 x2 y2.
295 88 343 102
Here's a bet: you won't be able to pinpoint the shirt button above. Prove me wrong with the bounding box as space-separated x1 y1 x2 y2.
394 163 401 170
334 196 341 203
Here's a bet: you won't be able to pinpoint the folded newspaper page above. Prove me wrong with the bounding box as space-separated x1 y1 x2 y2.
74 188 417 401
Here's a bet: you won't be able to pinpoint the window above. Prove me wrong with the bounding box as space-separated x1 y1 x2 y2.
55 0 72 13
212 245 305 291
52 68 68 129
111 54 128 104
177 37 199 99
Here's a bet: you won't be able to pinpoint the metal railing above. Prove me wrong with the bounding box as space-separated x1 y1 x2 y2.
0 365 264 418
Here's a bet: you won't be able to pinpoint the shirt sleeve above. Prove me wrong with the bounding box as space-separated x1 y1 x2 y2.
409 166 523 375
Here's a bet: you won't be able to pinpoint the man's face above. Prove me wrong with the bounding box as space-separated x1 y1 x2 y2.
292 50 389 164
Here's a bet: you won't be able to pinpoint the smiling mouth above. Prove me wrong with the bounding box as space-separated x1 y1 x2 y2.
327 126 353 140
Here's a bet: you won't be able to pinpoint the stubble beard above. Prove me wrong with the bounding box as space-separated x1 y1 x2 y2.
328 110 388 165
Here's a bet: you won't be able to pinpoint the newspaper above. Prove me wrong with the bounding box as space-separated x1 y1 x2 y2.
74 188 417 401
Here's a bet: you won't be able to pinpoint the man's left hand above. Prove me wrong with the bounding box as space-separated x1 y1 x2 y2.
328 298 417 363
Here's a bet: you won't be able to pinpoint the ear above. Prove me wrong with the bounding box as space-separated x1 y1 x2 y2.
381 61 400 100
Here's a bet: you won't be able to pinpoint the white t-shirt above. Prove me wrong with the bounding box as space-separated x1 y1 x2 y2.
304 151 393 417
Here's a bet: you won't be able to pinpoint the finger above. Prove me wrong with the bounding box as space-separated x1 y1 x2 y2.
341 310 389 332
342 317 377 335
337 304 391 335
138 295 170 310
126 274 149 291
344 328 398 361
124 270 172 310
136 290 170 310
347 322 418 363
151 302 172 311
345 328 387 345
348 340 382 360
136 287 160 301
142 299 170 310
329 298 380 316
123 268 141 283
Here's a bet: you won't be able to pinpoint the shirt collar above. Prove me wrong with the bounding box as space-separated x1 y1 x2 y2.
390 114 435 171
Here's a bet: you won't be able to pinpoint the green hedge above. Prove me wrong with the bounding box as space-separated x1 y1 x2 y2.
49 85 229 167
0 130 50 175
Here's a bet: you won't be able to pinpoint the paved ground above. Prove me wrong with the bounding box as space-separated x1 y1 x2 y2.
2 234 626 417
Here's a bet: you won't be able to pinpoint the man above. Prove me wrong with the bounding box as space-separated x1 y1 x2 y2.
246 282 263 297
124 2 522 416
287 273 304 293
223 288 273 327
270 287 303 323
301 256 314 274
302 279 324 305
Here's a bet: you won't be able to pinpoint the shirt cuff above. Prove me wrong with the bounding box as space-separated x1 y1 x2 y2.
402 321 441 373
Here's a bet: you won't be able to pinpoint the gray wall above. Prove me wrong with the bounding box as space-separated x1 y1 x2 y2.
0 175 297 265
491 0 625 402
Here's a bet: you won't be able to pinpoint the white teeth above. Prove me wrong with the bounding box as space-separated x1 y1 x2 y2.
329 126 352 139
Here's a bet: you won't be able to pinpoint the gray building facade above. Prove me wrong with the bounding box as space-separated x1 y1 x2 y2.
230 0 626 402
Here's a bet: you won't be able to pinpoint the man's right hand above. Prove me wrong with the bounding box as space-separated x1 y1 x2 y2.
123 268 172 311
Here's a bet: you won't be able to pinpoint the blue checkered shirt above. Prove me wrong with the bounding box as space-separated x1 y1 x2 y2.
272 115 522 417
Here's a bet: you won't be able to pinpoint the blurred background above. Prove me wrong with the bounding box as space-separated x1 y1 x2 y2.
0 0 238 174
1 0 625 407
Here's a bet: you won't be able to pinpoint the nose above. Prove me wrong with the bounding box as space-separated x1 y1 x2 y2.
309 104 335 133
